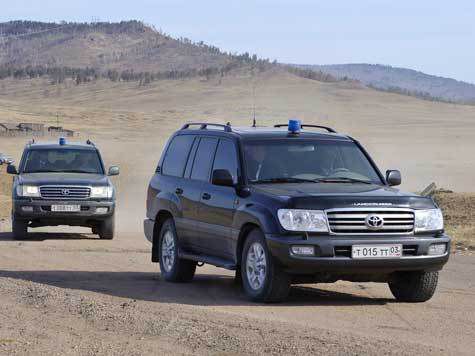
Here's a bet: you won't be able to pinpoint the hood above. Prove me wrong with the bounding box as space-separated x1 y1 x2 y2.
18 173 109 186
252 183 435 210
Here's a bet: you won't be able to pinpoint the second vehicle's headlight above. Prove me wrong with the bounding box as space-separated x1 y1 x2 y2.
414 209 444 232
16 185 40 197
90 186 113 198
277 209 328 232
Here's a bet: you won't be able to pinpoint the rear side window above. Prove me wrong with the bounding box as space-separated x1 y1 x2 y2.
191 137 218 181
213 139 239 184
161 135 195 177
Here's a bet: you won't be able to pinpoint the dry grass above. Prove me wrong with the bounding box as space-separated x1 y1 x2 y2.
434 191 475 250
0 165 12 220
0 70 474 247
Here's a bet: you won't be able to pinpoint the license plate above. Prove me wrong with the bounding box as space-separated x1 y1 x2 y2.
51 205 81 212
352 244 402 259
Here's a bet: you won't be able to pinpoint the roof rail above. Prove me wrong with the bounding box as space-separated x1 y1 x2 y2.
181 122 232 132
274 124 337 133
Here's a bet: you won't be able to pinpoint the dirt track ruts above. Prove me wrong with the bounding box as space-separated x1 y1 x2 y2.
0 228 473 355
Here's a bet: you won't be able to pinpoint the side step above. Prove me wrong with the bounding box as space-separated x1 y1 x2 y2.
179 251 237 270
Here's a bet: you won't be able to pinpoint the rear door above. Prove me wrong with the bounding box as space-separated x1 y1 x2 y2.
187 136 219 252
158 134 198 247
196 138 240 259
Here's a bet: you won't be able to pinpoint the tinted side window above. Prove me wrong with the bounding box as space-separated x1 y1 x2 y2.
161 135 195 177
213 139 239 184
191 137 218 181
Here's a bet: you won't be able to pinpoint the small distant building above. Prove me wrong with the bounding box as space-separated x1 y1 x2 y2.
18 123 44 132
0 123 22 135
48 126 63 133
47 126 75 137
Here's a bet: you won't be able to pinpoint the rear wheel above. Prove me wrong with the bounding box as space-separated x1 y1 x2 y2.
98 215 115 240
241 229 290 303
12 217 28 240
389 271 439 302
159 218 196 282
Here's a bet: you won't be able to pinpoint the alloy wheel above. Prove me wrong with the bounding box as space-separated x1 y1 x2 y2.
161 230 175 272
246 242 267 290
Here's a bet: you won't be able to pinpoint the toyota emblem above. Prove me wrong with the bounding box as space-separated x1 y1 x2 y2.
365 214 384 230
61 189 70 196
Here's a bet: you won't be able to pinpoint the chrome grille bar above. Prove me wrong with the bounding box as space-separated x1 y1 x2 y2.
326 208 415 235
39 186 91 200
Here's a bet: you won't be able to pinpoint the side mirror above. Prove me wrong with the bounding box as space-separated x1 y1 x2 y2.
212 169 234 187
7 164 18 175
386 170 401 186
108 166 120 176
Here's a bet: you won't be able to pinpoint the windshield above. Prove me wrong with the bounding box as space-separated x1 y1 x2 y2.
22 149 104 174
244 140 382 184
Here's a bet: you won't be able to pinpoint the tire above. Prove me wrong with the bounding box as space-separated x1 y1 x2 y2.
241 229 290 303
389 271 439 302
98 215 115 240
158 218 196 282
12 217 28 240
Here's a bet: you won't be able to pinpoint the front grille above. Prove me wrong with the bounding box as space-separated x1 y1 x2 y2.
40 186 91 200
326 209 414 235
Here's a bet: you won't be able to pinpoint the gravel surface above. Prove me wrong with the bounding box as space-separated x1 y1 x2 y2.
0 229 474 355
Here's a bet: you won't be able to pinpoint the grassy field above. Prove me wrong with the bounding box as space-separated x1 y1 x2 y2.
0 70 474 248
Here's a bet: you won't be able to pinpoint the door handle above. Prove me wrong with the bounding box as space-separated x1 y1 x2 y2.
175 188 183 195
202 192 211 200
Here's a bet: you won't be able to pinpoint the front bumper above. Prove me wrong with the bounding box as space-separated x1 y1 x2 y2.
266 233 451 274
13 199 115 223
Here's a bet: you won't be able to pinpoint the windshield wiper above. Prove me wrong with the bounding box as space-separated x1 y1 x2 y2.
62 170 97 174
251 177 320 184
24 169 96 174
320 177 373 184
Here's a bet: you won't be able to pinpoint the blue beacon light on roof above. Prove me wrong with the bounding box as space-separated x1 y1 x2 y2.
59 137 66 145
288 119 301 134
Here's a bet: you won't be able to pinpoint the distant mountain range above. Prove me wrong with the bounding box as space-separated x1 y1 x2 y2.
1 20 474 104
296 64 475 104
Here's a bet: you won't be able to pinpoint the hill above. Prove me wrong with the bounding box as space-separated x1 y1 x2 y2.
0 20 241 72
296 63 475 104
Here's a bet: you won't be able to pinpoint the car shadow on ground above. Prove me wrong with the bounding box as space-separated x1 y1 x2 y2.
0 269 395 306
0 231 98 241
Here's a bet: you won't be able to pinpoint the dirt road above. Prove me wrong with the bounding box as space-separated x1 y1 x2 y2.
0 225 473 355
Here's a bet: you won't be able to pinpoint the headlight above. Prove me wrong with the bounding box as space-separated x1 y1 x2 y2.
277 209 328 232
16 185 40 197
90 186 113 198
414 209 444 232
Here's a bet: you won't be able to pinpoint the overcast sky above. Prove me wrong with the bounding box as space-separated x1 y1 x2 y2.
1 0 474 83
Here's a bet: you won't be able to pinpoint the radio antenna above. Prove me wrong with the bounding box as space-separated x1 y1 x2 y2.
251 63 257 127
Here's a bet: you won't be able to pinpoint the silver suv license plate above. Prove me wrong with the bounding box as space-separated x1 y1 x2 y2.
352 244 402 259
51 205 81 212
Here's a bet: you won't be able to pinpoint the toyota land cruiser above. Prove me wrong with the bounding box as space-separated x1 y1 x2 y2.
144 121 450 303
8 138 119 240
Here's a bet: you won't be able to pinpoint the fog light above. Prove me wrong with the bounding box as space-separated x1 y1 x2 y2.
21 206 33 212
428 243 447 256
291 245 315 256
96 207 109 214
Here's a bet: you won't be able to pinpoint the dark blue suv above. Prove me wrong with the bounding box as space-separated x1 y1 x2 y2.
144 121 450 303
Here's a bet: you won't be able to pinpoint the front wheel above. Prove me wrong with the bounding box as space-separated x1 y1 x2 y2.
98 215 115 240
12 217 28 240
158 218 196 282
389 271 439 302
241 229 290 303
